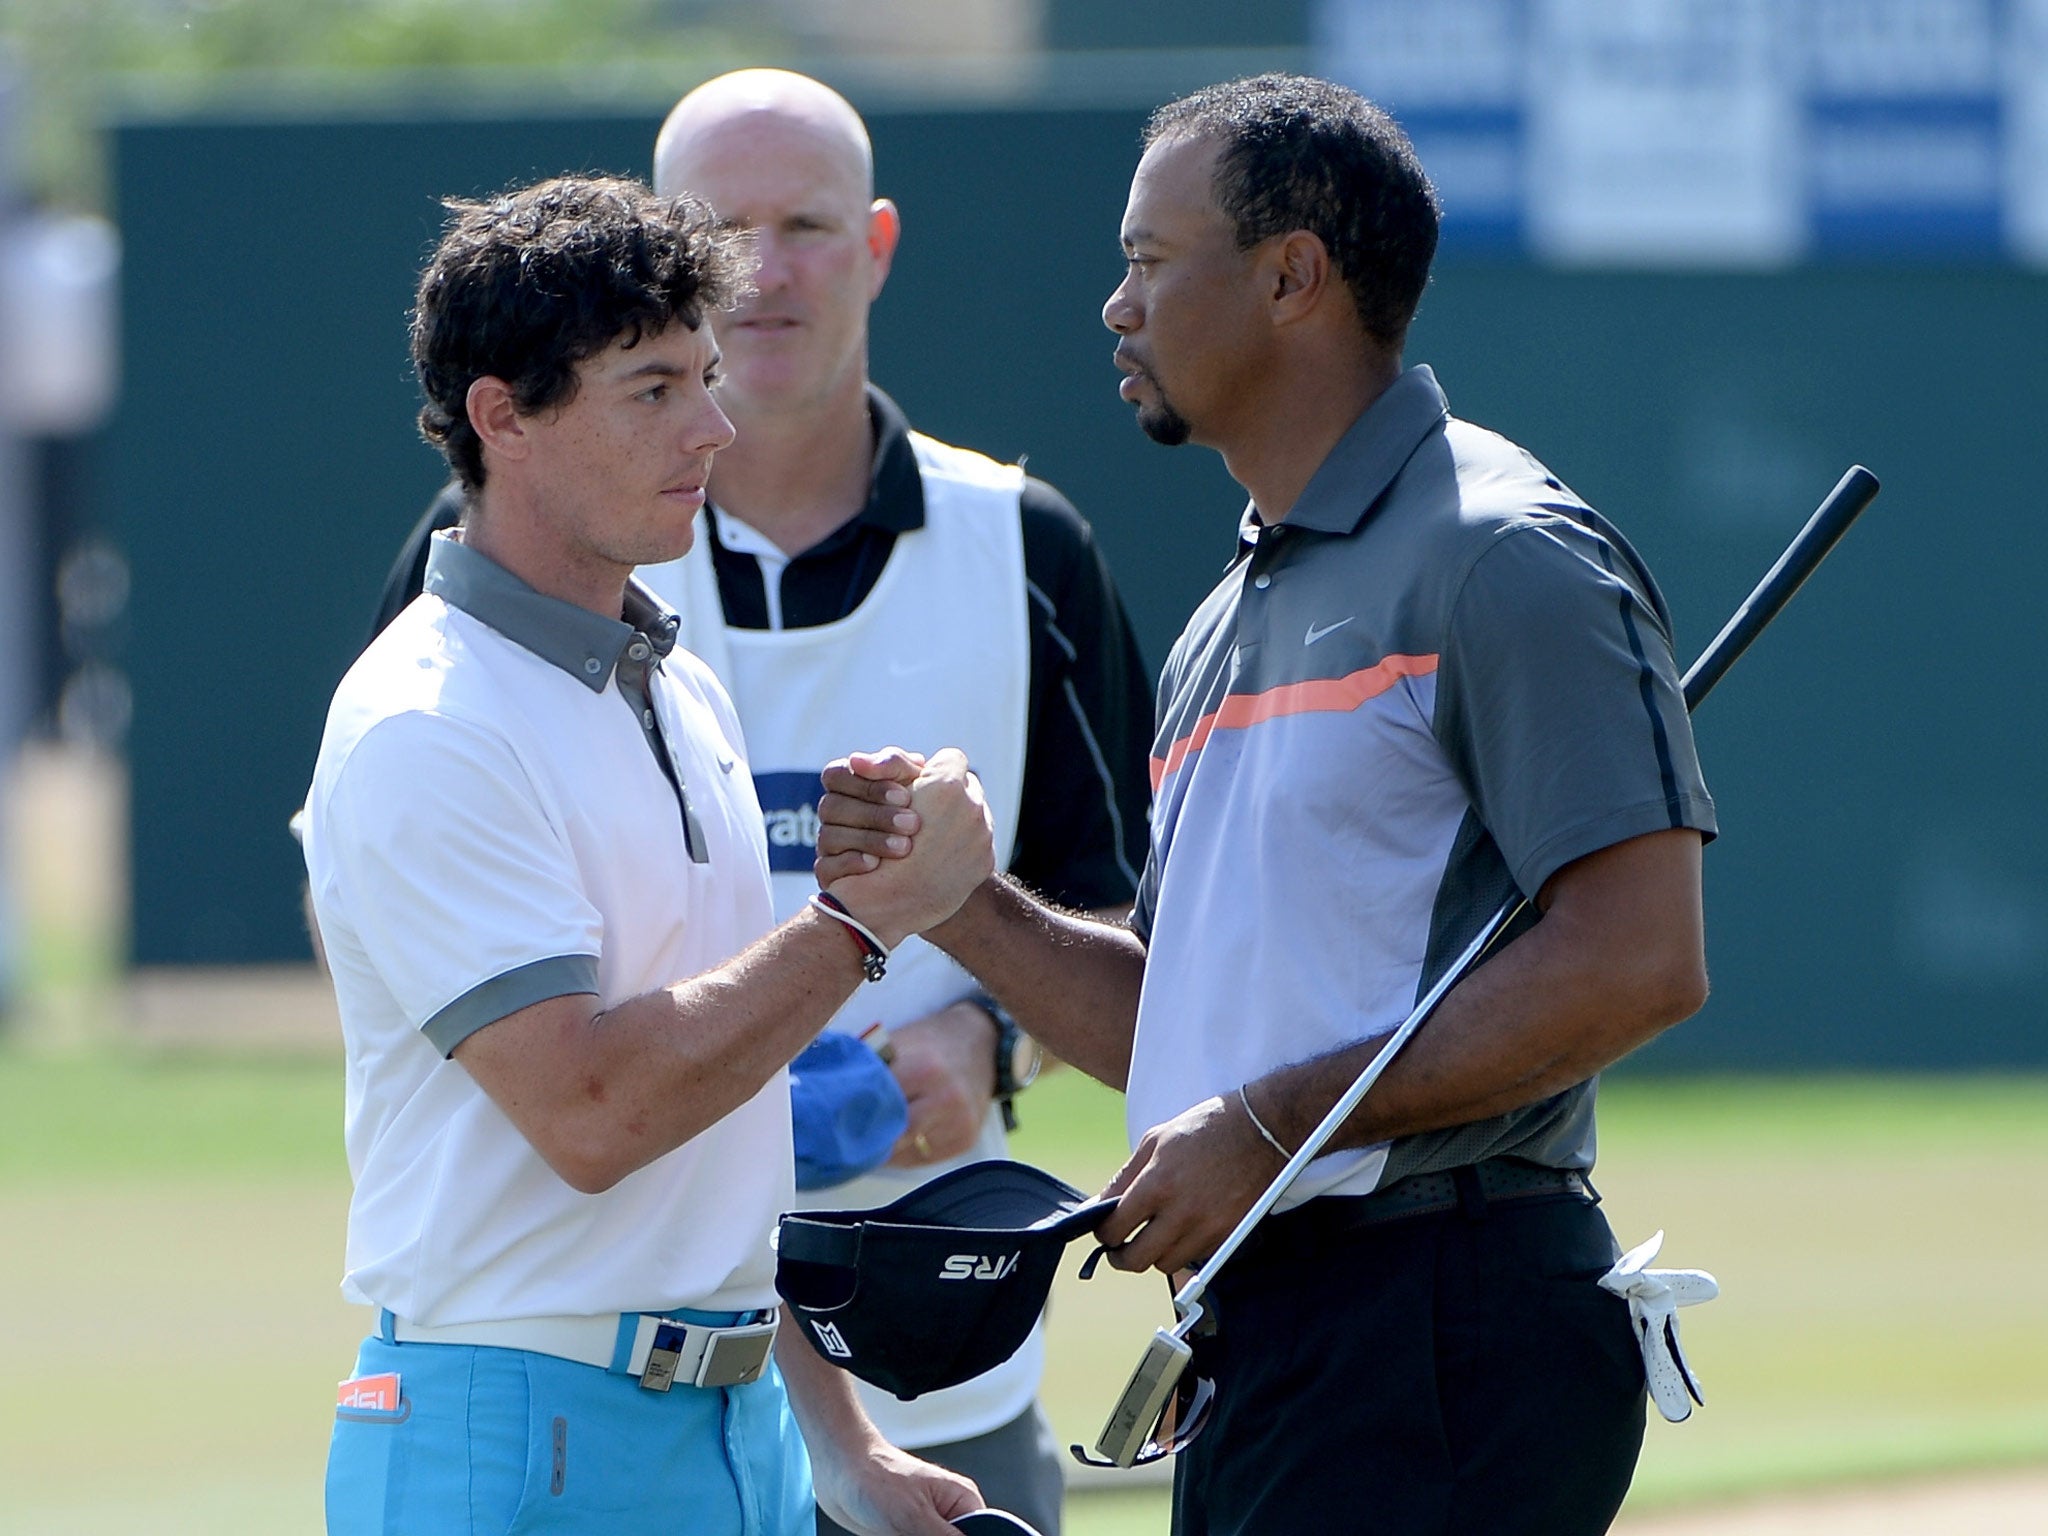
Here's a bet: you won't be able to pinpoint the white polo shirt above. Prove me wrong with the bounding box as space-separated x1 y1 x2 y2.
302 533 788 1326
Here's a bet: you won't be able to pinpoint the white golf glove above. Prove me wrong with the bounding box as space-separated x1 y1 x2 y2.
1598 1230 1719 1423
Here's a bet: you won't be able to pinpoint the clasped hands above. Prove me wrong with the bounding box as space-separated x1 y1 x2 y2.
815 746 1283 1276
815 748 998 1169
814 746 993 950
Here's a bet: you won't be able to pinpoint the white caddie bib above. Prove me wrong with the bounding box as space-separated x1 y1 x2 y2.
639 433 1036 1443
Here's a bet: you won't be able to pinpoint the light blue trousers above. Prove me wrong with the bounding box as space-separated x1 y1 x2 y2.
326 1320 813 1535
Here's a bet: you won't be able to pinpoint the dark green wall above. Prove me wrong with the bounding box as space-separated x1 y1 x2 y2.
107 108 2048 1067
1045 0 1307 50
1405 267 2048 1068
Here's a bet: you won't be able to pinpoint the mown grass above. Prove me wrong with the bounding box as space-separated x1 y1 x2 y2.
2 1051 2044 1534
0 1046 343 1182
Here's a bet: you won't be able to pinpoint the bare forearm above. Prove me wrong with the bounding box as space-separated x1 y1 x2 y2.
924 875 1145 1089
1258 929 1688 1155
608 909 864 1125
1252 830 1708 1157
463 753 998 1194
775 1315 980 1534
775 1313 878 1464
812 750 1140 1084
456 906 867 1191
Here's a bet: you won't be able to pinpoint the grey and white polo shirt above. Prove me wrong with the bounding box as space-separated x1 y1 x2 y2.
303 534 789 1324
1126 365 1715 1205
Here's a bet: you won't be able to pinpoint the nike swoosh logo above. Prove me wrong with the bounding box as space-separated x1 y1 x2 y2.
717 756 735 774
1303 617 1354 646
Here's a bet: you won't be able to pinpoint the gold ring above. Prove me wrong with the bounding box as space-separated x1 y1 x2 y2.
913 1131 933 1160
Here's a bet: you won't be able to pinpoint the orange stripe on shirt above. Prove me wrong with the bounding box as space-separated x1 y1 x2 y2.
1150 653 1439 789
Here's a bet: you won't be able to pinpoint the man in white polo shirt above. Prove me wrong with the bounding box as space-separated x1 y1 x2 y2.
302 174 989 1536
361 71 1155 1535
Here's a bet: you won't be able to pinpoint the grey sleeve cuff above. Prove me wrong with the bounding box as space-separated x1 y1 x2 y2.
422 954 601 1056
1515 794 1719 901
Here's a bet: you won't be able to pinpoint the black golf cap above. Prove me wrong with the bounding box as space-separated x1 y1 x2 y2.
952 1512 1045 1535
776 1159 1115 1400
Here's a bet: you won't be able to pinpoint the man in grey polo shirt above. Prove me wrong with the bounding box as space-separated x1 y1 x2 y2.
822 75 1714 1533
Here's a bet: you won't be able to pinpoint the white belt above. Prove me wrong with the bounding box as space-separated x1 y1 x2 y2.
384 1307 779 1392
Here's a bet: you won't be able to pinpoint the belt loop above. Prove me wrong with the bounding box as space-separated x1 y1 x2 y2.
379 1308 397 1345
609 1312 643 1375
1453 1164 1488 1221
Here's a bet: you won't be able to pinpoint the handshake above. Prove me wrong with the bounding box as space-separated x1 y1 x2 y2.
812 747 996 953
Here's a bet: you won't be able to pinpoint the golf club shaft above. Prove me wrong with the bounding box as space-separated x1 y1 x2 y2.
1170 464 1881 1323
1681 466 1880 708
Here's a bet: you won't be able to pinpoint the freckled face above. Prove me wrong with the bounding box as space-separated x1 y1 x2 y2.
520 319 736 570
1103 134 1268 449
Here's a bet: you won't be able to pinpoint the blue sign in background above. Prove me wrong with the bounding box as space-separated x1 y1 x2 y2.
1317 0 2041 264
751 770 823 875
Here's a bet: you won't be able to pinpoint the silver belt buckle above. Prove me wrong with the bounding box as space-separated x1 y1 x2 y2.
638 1316 778 1393
694 1319 777 1389
639 1323 688 1393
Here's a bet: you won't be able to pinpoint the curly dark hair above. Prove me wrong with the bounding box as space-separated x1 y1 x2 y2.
409 175 754 490
1145 74 1441 350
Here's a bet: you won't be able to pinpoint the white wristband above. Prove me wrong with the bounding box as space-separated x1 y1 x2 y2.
809 892 891 982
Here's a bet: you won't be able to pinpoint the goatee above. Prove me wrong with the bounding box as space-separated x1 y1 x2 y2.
1138 399 1192 447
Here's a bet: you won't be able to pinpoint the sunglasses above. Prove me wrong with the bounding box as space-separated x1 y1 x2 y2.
1068 1293 1218 1469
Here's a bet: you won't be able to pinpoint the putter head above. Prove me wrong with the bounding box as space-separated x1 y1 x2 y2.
1091 1327 1193 1468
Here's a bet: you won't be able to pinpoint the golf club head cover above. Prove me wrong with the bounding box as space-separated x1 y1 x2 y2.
1598 1229 1720 1423
776 1161 1115 1399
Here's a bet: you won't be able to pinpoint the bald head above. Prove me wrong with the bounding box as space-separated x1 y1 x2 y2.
655 69 873 203
651 69 899 424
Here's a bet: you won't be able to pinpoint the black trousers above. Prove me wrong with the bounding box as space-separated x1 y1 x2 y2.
1172 1185 1645 1536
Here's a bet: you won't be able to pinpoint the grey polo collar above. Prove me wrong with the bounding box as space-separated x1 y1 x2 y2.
423 532 680 692
1244 364 1453 543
